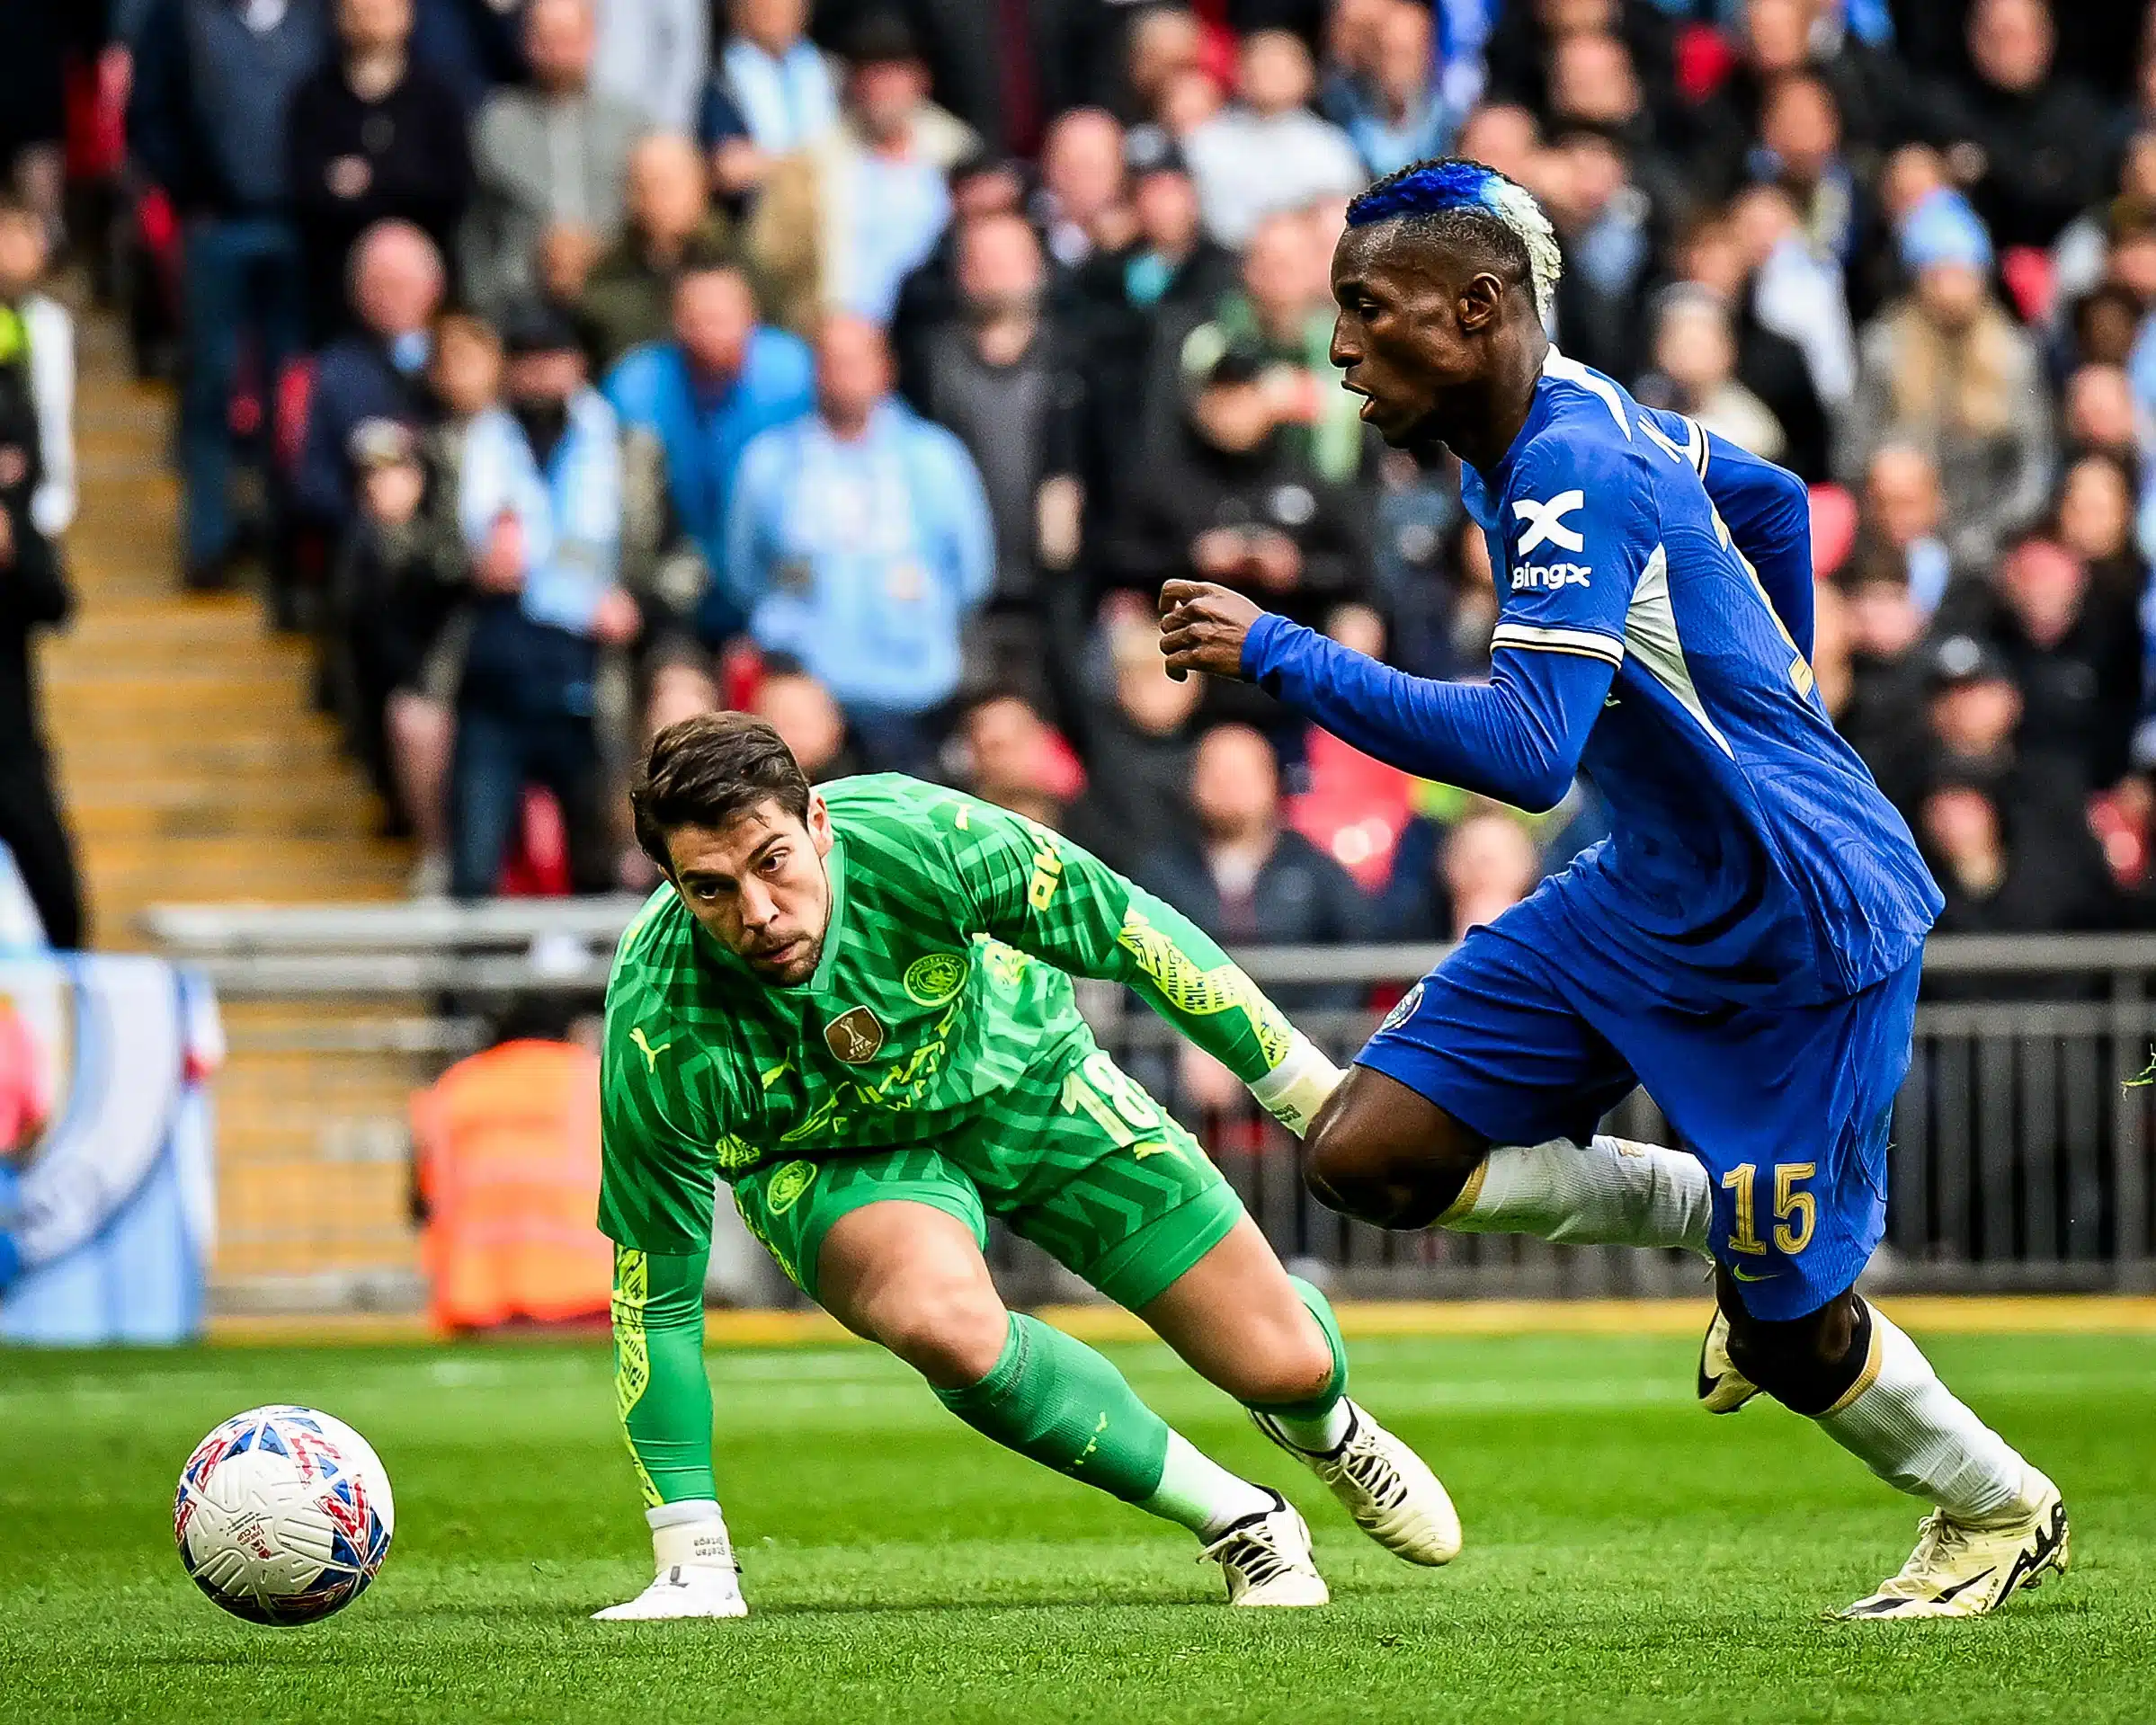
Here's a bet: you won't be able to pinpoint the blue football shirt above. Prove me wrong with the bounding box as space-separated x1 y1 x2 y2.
1246 350 1941 1003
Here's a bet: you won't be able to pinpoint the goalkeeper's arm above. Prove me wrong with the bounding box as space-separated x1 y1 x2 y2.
601 1243 743 1614
947 798 1345 1135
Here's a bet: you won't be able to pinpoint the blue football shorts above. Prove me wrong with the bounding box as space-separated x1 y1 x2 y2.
1359 886 1920 1320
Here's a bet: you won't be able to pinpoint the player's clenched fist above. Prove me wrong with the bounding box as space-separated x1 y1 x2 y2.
1158 581 1264 681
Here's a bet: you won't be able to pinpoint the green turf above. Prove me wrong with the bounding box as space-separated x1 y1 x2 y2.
2 1330 2152 1723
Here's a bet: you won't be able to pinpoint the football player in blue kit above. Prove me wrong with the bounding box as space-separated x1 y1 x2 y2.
1157 158 2069 1620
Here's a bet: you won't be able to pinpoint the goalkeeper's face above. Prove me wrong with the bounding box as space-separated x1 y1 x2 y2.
663 796 835 986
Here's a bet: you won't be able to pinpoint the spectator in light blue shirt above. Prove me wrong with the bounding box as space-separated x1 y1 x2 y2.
603 257 815 645
699 0 839 200
725 314 993 769
1321 0 1457 181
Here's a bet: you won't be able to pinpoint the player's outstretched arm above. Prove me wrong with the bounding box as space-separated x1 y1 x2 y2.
592 992 744 1619
940 796 1342 1135
1159 581 1611 814
594 1242 748 1621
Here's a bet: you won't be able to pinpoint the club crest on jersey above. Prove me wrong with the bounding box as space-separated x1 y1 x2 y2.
765 1160 817 1214
824 1006 886 1063
904 951 970 1007
1379 981 1425 1032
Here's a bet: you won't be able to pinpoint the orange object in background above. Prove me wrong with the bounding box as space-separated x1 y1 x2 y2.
409 1039 612 1332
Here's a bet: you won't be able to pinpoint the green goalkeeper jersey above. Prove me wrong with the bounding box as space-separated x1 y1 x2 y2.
599 773 1296 1254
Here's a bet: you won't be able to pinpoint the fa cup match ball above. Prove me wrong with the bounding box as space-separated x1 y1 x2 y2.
173 1406 394 1625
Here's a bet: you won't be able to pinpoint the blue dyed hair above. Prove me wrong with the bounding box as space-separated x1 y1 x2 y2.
1344 157 1562 320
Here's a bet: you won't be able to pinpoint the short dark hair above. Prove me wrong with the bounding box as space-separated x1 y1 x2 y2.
632 712 812 867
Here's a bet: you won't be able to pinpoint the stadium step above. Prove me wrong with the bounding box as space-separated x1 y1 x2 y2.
38 302 418 1307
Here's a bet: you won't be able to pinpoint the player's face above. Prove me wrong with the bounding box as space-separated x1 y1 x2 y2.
664 797 835 986
1329 226 1483 449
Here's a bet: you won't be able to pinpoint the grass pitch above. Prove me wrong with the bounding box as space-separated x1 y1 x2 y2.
2 1327 2152 1724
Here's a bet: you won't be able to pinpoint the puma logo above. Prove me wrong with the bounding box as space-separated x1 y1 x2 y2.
628 1027 673 1071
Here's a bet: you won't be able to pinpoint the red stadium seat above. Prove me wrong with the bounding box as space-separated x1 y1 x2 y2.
1807 483 1858 580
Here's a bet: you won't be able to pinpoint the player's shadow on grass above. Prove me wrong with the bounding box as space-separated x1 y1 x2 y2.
733 1575 1440 1620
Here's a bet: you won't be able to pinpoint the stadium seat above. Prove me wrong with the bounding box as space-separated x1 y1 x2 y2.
1288 727 1413 894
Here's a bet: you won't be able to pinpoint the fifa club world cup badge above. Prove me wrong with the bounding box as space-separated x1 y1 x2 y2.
824 1007 886 1063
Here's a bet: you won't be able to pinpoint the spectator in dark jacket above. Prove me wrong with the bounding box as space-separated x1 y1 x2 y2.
1671 209 1831 482
1134 723 1368 1009
1067 127 1236 528
1920 0 2108 252
286 0 473 343
128 0 328 588
1921 774 2128 938
1377 807 1546 945
295 220 445 543
0 305 80 947
1108 344 1369 727
1544 128 1659 387
1063 614 1206 874
1940 534 2143 797
411 0 524 115
888 150 1032 412
911 211 1086 704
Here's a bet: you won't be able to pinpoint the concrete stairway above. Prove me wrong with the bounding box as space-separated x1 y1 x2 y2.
40 320 409 924
38 311 427 1306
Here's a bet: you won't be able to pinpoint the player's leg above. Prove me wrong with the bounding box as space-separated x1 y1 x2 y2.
596 1243 749 1620
810 1196 1326 1605
1302 926 1703 1249
1136 1213 1463 1566
1643 960 2066 1617
1715 1269 2065 1619
996 1045 1454 1569
737 1150 1322 1605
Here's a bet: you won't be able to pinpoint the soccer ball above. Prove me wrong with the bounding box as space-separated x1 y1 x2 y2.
173 1405 395 1625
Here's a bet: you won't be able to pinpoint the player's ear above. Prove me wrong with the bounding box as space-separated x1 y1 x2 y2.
1457 271 1505 333
806 792 833 857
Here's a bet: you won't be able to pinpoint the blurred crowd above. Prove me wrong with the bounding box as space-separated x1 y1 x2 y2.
15 0 2156 948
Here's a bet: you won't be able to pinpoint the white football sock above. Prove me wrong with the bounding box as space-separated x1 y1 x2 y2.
646 1498 738 1570
1142 1433 1277 1540
1439 1134 1713 1256
1815 1307 2024 1521
1262 1399 1356 1454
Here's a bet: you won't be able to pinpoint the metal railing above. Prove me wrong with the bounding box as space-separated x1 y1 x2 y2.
147 901 2156 1309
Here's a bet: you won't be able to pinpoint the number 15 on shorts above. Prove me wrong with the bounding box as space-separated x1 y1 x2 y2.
1721 1160 1816 1258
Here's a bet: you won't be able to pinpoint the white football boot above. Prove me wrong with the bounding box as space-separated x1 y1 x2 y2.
593 1516 749 1621
1696 1309 1760 1414
1252 1400 1462 1566
1837 1470 2071 1621
593 1563 750 1621
1198 1491 1331 1607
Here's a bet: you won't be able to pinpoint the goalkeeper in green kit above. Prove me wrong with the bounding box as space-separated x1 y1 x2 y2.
594 712 1458 1619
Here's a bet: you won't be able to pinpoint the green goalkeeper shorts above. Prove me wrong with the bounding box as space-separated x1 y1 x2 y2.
731 1043 1244 1312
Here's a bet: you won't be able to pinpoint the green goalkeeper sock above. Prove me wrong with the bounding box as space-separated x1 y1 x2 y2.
1247 1276 1353 1454
935 1313 1270 1538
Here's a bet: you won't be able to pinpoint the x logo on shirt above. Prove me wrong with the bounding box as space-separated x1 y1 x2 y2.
1513 490 1587 556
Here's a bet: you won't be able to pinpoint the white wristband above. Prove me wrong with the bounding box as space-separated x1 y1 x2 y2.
1245 1031 1345 1138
